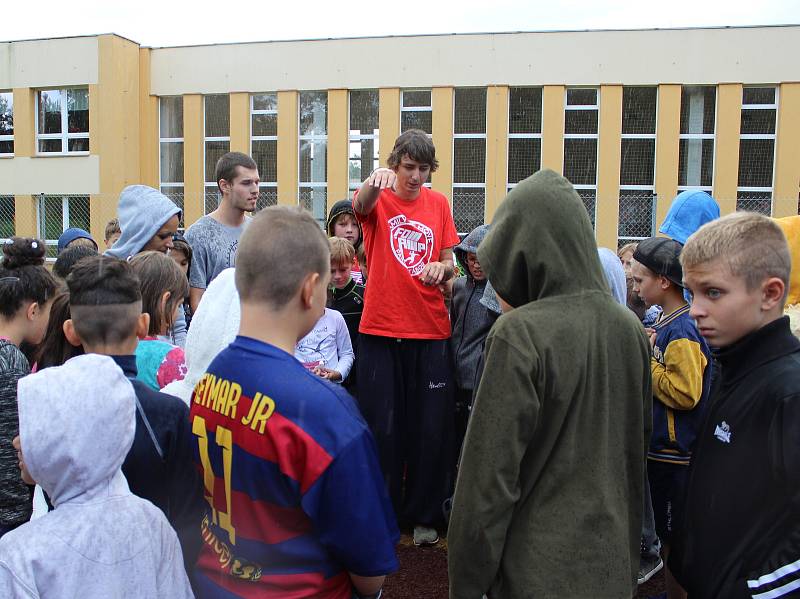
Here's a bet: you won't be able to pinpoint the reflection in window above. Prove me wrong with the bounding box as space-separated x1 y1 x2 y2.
0 92 13 155
679 86 716 191
349 90 379 193
299 91 328 224
737 86 777 215
204 95 230 215
563 88 599 227
251 93 278 211
401 89 432 134
36 88 89 154
453 88 486 234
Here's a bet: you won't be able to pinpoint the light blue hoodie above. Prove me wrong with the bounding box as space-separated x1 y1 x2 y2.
598 248 627 306
105 185 181 261
658 190 720 245
0 354 193 598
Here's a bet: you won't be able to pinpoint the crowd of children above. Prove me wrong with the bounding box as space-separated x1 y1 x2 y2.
0 132 797 599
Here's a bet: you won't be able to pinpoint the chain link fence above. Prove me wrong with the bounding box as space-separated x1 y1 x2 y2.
618 192 657 243
736 193 772 216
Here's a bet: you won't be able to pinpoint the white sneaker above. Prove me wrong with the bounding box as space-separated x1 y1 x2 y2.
413 525 439 546
638 555 664 584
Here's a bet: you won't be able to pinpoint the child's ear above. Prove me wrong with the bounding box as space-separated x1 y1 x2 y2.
25 301 38 322
63 319 83 347
299 272 320 310
136 313 150 339
159 291 172 317
762 277 785 311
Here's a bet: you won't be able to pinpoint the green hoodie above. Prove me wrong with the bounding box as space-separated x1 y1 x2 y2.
448 170 652 599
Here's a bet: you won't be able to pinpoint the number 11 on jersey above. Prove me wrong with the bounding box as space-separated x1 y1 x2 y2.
193 415 237 544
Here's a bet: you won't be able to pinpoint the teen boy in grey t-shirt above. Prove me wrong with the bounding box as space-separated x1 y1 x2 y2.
185 216 248 289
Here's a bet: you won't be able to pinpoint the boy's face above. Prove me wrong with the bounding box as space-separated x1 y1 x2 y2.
631 260 665 307
334 214 359 245
170 248 189 277
12 436 34 485
105 232 121 249
222 166 260 213
330 260 352 289
684 258 768 348
466 252 485 281
393 155 431 197
619 250 634 277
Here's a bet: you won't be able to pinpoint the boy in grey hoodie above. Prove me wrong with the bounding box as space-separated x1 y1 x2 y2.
0 354 193 598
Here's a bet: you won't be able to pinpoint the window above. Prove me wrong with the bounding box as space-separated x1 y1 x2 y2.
618 87 658 243
453 88 486 235
0 92 12 156
401 89 432 134
0 196 14 242
37 195 90 258
563 88 599 227
251 93 278 211
349 90 379 193
737 86 777 215
36 88 89 154
507 87 542 193
678 86 716 192
159 97 184 227
204 94 230 214
299 91 327 224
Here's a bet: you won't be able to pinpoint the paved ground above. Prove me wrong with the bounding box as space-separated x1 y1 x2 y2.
383 535 666 598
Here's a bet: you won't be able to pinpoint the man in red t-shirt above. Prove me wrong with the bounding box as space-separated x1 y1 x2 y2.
353 129 460 546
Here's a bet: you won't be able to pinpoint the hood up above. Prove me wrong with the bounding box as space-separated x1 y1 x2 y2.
597 247 627 306
162 268 241 404
659 190 720 245
478 169 607 308
18 354 136 506
106 185 181 260
454 224 490 280
327 199 363 250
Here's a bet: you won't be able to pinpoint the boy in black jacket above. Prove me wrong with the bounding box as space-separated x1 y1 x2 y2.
673 212 800 598
329 236 365 393
63 255 205 578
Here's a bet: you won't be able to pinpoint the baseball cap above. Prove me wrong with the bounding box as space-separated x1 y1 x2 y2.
633 237 684 288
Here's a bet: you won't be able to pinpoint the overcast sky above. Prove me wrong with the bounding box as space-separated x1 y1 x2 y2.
4 0 799 47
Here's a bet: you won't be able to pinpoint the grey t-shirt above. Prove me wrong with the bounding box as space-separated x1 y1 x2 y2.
185 215 249 289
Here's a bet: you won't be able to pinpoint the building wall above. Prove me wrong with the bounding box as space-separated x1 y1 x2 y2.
2 28 800 249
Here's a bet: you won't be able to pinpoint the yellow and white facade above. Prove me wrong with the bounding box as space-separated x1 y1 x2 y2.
1 26 799 249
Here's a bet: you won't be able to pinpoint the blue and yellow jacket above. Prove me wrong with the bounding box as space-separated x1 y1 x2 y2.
649 304 710 466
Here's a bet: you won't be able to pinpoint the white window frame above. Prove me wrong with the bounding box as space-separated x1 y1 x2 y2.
0 91 12 157
250 93 278 202
506 87 543 192
348 90 380 193
203 95 231 215
36 194 89 259
159 97 184 198
678 86 717 194
401 89 433 138
0 195 14 243
35 88 90 156
298 92 328 222
736 86 779 212
452 88 488 233
563 87 600 227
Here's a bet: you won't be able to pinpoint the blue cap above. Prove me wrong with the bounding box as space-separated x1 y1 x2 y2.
57 228 97 254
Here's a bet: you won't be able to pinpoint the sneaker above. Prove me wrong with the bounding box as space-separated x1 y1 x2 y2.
638 555 664 584
413 525 439 546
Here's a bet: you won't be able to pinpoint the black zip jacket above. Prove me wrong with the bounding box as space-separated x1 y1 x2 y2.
670 316 800 598
330 278 365 353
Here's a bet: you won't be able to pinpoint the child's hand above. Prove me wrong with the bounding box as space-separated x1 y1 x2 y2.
646 329 657 348
313 367 342 382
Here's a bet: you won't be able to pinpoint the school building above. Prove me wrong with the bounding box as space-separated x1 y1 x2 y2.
1 25 799 253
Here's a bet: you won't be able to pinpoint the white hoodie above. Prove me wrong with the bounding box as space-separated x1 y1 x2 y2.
0 354 194 598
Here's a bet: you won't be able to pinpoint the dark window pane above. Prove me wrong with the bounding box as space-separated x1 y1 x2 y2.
68 196 90 232
299 186 327 223
453 188 485 235
252 139 277 182
160 97 183 138
252 113 277 137
738 139 775 188
252 93 277 112
567 88 597 106
349 90 379 134
564 110 598 135
41 196 64 254
454 88 486 135
39 90 62 134
508 138 541 184
160 141 184 183
680 86 716 135
618 192 655 239
204 95 230 137
678 139 714 187
401 111 431 133
509 87 542 134
67 89 89 134
563 139 597 185
620 139 655 186
0 141 12 154
577 189 596 228
67 138 89 152
39 139 62 153
299 139 327 183
0 196 14 239
622 87 657 135
256 187 278 212
740 108 776 135
736 191 772 215
205 140 230 182
402 90 431 108
453 138 486 184
349 139 377 186
0 93 12 136
743 87 775 105
299 92 327 136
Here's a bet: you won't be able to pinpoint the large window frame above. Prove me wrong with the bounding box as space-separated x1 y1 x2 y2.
0 92 13 157
250 93 278 211
35 88 90 155
507 87 543 193
737 86 778 215
298 91 328 224
563 87 600 228
348 89 380 194
159 96 184 227
203 94 230 215
36 194 90 259
452 87 487 235
678 86 717 194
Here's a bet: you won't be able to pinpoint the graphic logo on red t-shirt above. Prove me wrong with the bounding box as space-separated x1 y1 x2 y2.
388 214 435 276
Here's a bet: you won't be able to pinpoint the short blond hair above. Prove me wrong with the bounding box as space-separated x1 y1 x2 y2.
681 211 790 294
329 236 355 265
617 242 637 258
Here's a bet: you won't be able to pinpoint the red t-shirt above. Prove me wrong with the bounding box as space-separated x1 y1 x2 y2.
354 186 459 339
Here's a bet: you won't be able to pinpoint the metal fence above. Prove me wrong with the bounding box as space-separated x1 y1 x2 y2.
618 192 657 243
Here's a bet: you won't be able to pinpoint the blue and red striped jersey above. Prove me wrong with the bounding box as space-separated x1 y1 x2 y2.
189 336 399 598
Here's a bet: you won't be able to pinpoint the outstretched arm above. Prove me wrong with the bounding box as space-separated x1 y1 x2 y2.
354 168 396 216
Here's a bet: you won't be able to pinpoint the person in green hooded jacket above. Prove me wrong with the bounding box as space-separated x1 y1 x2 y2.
447 169 652 598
